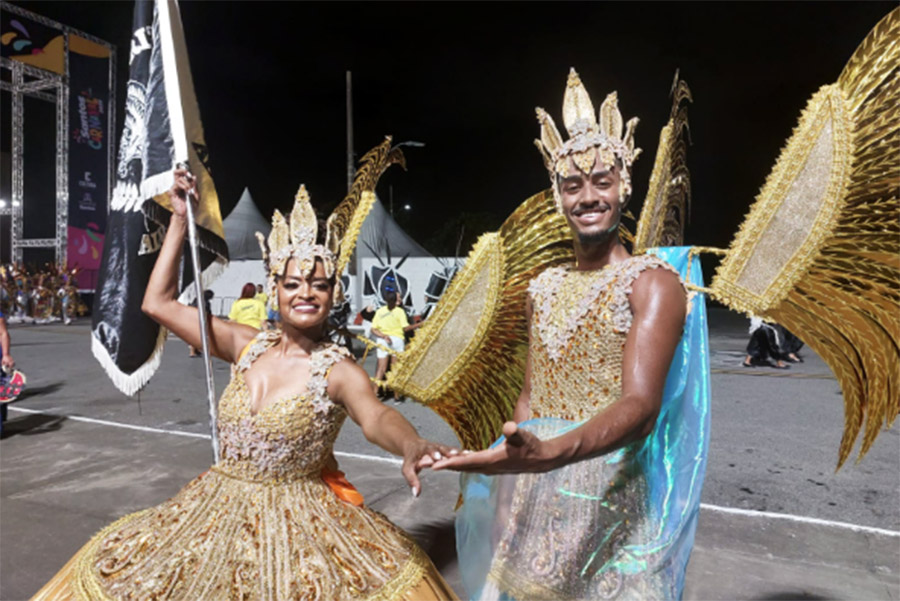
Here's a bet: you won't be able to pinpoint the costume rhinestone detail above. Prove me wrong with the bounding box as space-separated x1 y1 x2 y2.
68 334 434 600
528 254 682 421
535 69 642 210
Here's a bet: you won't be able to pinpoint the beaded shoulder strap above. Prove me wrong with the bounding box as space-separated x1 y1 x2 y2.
306 343 352 414
234 329 281 373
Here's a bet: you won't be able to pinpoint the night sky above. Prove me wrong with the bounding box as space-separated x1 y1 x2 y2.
8 1 896 258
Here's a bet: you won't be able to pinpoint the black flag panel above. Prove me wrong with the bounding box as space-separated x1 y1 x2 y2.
91 0 226 395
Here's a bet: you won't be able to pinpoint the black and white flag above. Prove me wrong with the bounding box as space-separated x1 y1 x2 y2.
91 0 227 395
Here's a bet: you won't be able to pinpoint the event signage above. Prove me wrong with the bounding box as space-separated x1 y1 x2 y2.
67 37 110 290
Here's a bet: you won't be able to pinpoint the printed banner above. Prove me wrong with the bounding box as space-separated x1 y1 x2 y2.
67 37 111 290
0 10 64 74
91 0 227 396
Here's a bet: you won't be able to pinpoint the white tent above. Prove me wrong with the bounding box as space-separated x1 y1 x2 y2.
209 188 268 315
354 196 431 260
347 197 448 314
224 187 269 260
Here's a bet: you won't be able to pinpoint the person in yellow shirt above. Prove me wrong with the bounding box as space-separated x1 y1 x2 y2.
228 282 267 329
254 283 268 306
370 290 412 396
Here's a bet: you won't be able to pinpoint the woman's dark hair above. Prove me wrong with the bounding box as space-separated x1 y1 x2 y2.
240 283 256 299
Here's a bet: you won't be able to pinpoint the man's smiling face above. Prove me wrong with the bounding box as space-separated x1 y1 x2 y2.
558 156 624 245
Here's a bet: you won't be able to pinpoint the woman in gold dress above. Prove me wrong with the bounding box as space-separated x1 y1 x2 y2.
33 170 459 601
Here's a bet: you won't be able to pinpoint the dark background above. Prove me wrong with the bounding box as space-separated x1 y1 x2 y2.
4 1 895 258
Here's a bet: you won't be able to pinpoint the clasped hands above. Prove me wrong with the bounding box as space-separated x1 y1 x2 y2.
410 421 557 489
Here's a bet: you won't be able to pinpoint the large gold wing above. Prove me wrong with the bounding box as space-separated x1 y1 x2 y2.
326 137 407 277
709 8 900 467
386 191 571 450
634 72 693 253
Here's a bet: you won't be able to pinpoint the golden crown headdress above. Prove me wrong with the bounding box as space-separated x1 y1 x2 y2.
535 68 641 208
255 185 341 304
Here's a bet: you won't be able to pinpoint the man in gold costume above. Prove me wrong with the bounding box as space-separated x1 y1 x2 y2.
434 70 707 600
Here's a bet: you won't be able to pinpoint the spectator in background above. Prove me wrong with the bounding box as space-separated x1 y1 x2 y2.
371 291 414 397
254 283 268 306
743 316 797 369
228 282 267 330
0 310 14 372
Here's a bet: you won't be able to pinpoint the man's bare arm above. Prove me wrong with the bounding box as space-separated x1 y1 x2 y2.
434 267 686 474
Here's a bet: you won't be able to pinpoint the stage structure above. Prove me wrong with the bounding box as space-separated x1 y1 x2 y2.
0 2 114 290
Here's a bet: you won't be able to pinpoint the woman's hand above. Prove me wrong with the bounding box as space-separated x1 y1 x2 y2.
431 421 558 474
401 437 460 497
167 168 197 219
1 354 14 370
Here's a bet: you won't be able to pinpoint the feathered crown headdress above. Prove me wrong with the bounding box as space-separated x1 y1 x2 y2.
535 68 642 208
255 185 341 304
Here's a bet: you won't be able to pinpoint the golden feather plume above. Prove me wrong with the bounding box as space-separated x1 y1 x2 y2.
634 72 692 253
710 7 900 467
387 190 571 450
325 137 407 278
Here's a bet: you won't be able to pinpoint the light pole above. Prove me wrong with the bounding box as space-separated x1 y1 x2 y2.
388 140 425 218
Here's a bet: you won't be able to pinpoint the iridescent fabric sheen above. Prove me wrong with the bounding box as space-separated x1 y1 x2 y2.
456 247 710 600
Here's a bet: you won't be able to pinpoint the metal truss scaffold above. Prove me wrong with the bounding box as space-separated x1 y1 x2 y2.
0 1 115 270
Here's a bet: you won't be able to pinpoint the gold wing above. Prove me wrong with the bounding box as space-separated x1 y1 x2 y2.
709 8 900 466
634 72 693 253
387 191 571 450
326 137 407 276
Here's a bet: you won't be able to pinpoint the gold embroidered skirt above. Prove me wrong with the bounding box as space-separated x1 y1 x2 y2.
31 468 457 601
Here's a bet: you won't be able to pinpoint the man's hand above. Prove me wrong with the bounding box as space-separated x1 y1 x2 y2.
401 438 460 496
431 421 558 474
1 355 14 370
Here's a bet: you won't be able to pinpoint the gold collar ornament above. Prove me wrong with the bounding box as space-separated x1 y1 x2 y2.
255 185 340 305
535 68 642 210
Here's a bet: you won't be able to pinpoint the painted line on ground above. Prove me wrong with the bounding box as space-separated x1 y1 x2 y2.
7 407 404 466
333 451 403 465
7 407 212 440
699 503 900 537
7 406 898 537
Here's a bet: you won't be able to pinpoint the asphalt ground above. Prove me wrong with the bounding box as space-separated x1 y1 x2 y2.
1 308 898 600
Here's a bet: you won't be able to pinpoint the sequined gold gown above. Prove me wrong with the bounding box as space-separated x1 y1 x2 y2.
33 332 456 601
474 255 684 600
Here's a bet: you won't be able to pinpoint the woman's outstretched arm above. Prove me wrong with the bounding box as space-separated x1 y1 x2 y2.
328 358 460 496
141 169 256 363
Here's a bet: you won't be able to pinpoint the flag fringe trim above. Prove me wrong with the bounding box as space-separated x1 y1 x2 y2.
142 200 230 260
91 326 168 397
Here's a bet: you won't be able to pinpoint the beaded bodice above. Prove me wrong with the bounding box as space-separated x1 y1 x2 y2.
215 331 351 482
528 254 681 421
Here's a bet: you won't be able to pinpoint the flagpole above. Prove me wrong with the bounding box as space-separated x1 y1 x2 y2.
177 161 219 462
